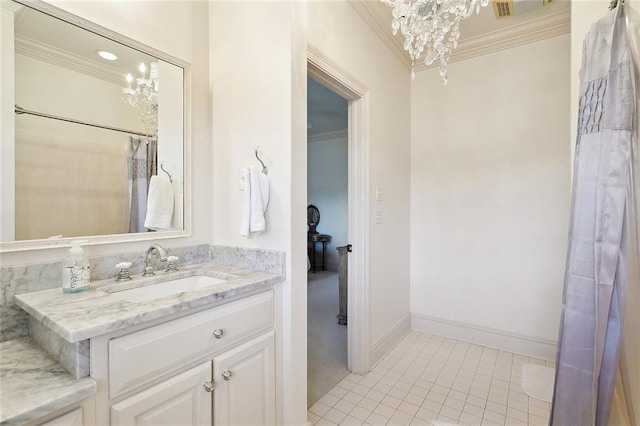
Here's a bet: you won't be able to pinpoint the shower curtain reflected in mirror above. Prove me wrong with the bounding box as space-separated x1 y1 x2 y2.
127 136 157 233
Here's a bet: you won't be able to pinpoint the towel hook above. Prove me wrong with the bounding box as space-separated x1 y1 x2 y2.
160 163 173 183
255 148 268 175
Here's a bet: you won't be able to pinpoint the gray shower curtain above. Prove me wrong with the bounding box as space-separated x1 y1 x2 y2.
127 136 157 233
551 4 639 425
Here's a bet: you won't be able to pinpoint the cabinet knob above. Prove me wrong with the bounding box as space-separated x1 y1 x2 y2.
221 370 232 381
212 329 224 339
203 381 215 392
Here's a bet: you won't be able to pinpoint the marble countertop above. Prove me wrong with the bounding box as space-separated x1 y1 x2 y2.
0 337 96 425
15 263 284 343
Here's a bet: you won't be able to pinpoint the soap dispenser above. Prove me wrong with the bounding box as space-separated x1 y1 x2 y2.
62 240 91 293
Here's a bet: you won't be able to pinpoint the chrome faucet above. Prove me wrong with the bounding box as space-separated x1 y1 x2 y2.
143 244 167 277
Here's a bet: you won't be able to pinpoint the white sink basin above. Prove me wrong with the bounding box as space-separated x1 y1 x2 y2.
105 275 228 302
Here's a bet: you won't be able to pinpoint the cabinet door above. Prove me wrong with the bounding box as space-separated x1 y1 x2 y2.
111 361 212 426
213 332 275 426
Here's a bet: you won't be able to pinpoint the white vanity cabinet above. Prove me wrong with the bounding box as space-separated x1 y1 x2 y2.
92 289 276 426
110 362 212 425
213 332 275 425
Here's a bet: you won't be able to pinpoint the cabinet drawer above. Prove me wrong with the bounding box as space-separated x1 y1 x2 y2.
109 290 273 399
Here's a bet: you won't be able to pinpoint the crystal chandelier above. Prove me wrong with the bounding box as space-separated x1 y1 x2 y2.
381 0 489 83
122 61 159 136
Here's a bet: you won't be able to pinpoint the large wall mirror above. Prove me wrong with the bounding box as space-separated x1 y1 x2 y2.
0 0 190 251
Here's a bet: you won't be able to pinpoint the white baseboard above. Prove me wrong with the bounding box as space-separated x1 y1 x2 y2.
411 313 557 361
370 315 411 366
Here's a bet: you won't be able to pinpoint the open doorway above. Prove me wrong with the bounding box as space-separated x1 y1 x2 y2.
306 48 371 410
307 77 349 406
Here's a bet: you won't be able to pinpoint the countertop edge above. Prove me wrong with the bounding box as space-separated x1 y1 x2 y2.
15 268 285 343
65 275 283 342
2 379 96 425
0 337 97 426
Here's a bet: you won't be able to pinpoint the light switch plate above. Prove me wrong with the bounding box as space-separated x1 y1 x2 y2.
374 209 384 224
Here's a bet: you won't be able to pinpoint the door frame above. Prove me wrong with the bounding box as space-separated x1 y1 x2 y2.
307 45 370 374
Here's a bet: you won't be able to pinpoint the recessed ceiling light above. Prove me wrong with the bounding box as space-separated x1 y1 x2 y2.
97 50 118 61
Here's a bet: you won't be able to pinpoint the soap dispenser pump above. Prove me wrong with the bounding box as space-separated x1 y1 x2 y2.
62 240 91 293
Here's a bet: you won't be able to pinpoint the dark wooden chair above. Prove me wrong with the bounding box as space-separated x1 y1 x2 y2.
307 205 331 272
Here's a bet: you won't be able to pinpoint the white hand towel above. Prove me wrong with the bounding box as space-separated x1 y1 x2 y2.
240 167 251 237
240 166 270 237
249 166 270 233
144 175 174 230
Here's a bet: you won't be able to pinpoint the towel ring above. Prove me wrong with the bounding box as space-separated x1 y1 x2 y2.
255 149 268 175
160 163 173 183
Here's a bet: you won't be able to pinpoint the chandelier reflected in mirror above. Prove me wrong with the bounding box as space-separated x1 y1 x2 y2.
381 0 489 83
122 62 159 136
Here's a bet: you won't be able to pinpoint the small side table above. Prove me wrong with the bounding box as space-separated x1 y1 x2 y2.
308 233 331 272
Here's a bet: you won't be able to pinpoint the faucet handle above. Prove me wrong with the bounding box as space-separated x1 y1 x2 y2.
115 262 132 281
166 256 179 272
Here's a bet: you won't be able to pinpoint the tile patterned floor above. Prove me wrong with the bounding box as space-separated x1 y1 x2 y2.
308 331 554 426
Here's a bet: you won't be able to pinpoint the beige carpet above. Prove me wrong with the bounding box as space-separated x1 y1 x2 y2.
307 271 349 407
522 363 555 403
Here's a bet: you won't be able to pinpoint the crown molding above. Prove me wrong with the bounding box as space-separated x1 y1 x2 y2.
14 34 124 86
348 1 569 73
347 1 413 70
413 8 570 72
308 128 348 143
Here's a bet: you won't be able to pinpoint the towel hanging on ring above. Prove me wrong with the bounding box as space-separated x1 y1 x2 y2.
240 166 270 237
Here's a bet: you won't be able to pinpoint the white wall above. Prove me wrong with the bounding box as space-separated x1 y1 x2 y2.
1 0 211 265
410 35 571 357
308 134 348 271
211 0 410 421
210 2 307 423
308 0 412 360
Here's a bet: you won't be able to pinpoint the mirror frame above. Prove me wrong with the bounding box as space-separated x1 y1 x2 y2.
1 0 192 252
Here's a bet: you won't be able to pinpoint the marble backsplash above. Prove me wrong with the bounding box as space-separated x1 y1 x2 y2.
209 245 286 276
1 244 285 342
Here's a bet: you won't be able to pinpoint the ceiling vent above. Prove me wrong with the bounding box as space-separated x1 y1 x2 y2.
492 0 552 18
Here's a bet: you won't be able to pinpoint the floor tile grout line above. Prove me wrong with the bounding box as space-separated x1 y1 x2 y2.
308 331 550 426
435 339 473 422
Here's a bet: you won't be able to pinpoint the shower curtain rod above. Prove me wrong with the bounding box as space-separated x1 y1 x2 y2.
14 105 155 138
